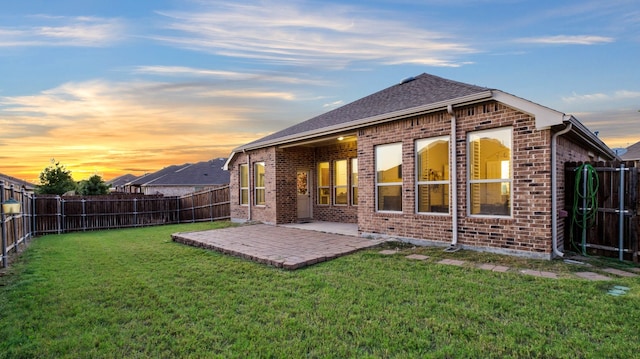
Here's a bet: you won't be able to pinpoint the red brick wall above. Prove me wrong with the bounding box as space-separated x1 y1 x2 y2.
227 147 278 224
228 143 357 224
358 101 555 257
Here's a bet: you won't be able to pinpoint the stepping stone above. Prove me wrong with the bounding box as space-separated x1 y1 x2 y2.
602 268 639 278
607 285 630 296
492 265 509 272
478 264 509 272
520 269 558 279
379 250 397 255
438 259 465 266
575 272 612 281
405 254 429 261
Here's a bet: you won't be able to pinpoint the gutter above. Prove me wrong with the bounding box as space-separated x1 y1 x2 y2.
447 104 459 248
551 121 573 258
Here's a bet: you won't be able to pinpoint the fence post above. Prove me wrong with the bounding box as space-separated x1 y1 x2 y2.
9 185 19 252
210 189 214 221
581 165 588 255
618 163 626 261
1 181 7 268
191 193 196 223
631 166 639 263
82 198 87 232
31 194 36 238
176 197 181 224
133 198 138 226
57 196 63 234
21 186 28 244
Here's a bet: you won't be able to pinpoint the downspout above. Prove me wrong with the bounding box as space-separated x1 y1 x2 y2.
551 122 572 258
447 104 458 247
244 149 252 222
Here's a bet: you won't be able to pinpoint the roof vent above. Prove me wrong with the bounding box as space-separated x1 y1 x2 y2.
400 76 416 85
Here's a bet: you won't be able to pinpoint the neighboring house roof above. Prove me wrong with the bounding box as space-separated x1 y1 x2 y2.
107 174 139 188
224 72 615 169
621 141 640 161
0 172 36 191
128 158 229 187
128 165 185 187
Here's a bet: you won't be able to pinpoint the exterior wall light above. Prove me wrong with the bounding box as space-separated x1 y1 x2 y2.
2 198 21 215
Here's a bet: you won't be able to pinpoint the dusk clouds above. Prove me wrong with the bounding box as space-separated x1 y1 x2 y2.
0 0 638 181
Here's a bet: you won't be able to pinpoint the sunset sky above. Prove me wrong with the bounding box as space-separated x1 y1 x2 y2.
1 0 639 183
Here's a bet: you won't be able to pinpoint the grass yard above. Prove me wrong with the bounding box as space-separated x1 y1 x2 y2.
1 222 639 358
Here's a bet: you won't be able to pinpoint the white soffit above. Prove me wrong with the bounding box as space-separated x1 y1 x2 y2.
492 91 565 129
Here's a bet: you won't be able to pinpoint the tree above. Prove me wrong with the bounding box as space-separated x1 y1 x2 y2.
36 161 77 195
77 175 110 195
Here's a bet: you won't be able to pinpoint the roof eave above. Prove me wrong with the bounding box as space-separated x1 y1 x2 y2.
230 90 494 155
565 116 618 160
491 90 566 129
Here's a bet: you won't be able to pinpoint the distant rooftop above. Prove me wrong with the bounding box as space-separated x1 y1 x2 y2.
621 141 640 161
128 158 229 187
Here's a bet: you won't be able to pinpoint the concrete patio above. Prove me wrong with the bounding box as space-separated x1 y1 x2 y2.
171 222 384 270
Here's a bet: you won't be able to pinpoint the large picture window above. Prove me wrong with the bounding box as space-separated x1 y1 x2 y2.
416 136 449 213
351 158 358 206
239 164 249 205
317 162 330 205
376 143 402 212
467 127 512 216
254 162 265 206
334 159 348 205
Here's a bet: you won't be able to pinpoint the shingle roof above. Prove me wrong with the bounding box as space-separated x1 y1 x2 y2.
0 173 36 190
128 165 186 186
133 158 229 187
107 174 139 187
241 73 489 149
621 141 640 160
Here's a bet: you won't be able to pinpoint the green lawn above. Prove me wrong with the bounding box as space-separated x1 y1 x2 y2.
1 222 638 358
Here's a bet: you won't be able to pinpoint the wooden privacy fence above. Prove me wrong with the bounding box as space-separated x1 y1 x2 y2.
1 182 34 268
1 184 230 267
565 161 639 262
34 185 230 235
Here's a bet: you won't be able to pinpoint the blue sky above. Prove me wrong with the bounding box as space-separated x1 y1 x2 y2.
1 0 639 181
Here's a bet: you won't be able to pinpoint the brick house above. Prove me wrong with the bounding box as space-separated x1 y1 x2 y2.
223 73 616 259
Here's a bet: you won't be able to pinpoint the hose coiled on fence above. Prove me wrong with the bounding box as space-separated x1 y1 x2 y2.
570 163 599 254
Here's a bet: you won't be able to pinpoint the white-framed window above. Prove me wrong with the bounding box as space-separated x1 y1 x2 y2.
317 162 330 205
239 164 249 205
467 127 512 216
351 158 358 206
334 159 348 205
375 143 402 212
416 136 449 214
254 162 265 206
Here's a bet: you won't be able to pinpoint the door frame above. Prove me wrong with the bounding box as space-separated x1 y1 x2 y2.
296 169 312 220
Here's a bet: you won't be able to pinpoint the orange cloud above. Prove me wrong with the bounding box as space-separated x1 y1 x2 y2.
0 79 279 182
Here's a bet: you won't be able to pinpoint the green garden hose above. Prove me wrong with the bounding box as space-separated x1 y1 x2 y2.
570 163 599 255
